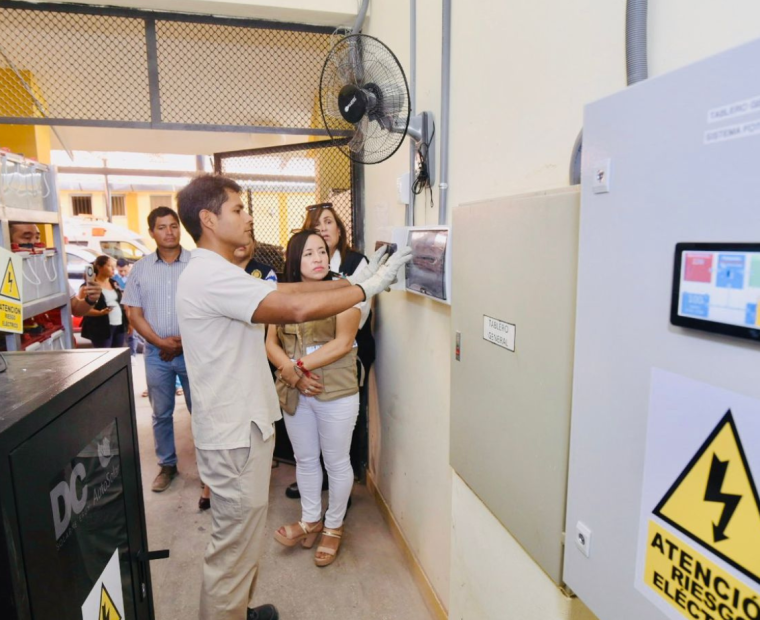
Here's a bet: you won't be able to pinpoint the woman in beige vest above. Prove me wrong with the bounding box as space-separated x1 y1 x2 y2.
266 230 361 567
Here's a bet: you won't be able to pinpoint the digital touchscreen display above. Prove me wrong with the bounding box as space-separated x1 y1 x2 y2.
406 228 449 301
671 243 760 342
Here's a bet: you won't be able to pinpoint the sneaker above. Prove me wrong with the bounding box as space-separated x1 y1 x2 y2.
247 604 279 620
151 465 177 493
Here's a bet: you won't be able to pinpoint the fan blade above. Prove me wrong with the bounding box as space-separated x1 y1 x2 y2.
349 116 368 154
331 51 358 86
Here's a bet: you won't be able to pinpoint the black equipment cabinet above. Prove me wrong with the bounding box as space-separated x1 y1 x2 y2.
0 350 155 620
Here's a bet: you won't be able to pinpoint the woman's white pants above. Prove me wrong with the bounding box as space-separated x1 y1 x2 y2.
283 392 360 528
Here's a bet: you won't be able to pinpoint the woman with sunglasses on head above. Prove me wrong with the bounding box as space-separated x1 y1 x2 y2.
266 229 362 567
304 203 370 297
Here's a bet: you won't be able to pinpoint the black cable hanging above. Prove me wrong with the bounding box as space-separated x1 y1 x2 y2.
411 123 435 209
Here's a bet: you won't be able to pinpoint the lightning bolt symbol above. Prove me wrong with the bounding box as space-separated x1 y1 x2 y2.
704 453 742 543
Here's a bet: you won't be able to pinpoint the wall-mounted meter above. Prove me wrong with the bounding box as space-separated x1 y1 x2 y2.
671 243 760 343
389 226 452 304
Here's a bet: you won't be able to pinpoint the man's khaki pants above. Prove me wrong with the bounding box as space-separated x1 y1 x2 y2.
196 423 274 620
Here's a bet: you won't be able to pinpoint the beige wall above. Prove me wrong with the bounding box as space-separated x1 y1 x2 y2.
362 1 452 612
363 1 760 619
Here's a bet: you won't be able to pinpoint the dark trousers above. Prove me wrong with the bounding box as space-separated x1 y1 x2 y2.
91 326 126 349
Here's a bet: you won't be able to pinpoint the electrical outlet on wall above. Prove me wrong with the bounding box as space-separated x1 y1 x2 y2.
591 159 611 194
575 521 592 558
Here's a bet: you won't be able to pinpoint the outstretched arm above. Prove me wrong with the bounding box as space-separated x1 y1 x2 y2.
297 307 360 372
252 285 365 325
276 279 351 294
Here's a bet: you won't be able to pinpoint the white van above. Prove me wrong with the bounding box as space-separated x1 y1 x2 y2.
63 218 152 262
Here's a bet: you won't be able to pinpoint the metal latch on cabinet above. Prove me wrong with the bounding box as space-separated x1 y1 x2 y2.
135 548 170 600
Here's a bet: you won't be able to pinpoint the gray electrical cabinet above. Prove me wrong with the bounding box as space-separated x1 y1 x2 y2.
564 37 760 620
0 350 156 620
451 187 580 584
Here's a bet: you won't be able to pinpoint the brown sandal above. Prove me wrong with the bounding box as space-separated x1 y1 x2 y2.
273 520 323 548
314 526 343 567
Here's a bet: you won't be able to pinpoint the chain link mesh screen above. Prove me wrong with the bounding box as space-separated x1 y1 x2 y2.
0 6 150 121
156 21 333 128
215 140 354 274
0 3 338 132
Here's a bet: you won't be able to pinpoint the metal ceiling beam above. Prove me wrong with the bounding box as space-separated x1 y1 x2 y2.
57 166 315 184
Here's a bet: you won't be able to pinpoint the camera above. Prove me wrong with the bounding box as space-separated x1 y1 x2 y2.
374 241 398 257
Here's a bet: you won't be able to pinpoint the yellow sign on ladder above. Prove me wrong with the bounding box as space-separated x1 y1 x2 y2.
0 247 23 334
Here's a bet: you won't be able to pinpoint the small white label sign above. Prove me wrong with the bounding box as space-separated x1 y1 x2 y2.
483 316 515 352
707 94 760 123
704 118 760 145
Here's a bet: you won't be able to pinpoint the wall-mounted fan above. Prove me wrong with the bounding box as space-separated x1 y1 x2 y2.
319 34 433 167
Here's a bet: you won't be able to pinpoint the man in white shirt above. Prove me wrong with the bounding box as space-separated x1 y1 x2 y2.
175 174 410 620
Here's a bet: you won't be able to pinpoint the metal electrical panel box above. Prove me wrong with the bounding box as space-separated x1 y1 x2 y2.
451 187 580 584
564 38 760 620
0 350 156 620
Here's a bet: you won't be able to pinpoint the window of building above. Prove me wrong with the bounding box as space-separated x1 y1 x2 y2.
71 195 93 216
111 195 126 217
150 195 173 210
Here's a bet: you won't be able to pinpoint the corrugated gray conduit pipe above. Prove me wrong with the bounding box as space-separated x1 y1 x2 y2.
351 0 369 34
348 0 370 87
438 0 451 225
408 0 416 226
569 0 649 185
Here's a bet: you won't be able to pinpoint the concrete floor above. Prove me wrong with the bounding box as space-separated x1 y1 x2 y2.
130 355 434 620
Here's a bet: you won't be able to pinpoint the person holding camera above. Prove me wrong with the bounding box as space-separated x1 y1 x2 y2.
80 255 128 349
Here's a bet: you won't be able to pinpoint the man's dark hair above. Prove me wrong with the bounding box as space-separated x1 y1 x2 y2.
283 230 330 283
176 174 242 242
116 258 129 268
147 206 180 231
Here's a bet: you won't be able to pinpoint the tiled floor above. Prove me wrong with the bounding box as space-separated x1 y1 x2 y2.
131 355 435 620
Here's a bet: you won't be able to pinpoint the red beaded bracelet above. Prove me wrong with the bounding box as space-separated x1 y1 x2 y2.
296 358 312 378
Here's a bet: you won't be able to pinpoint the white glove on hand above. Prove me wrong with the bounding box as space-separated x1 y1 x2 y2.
347 245 389 285
358 246 413 299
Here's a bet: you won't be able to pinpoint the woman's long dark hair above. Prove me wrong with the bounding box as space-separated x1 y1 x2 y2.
283 230 332 283
303 204 351 265
92 254 112 275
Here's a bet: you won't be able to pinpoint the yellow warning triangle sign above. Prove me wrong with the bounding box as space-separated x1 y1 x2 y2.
1 258 20 301
98 584 122 620
654 410 760 585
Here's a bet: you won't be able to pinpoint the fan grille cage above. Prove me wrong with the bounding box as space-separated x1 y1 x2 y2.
320 34 411 165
